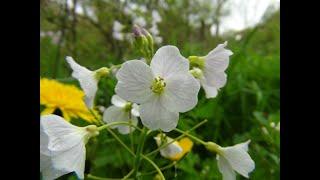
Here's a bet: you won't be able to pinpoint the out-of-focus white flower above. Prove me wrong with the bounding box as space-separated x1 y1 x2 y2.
123 6 132 16
149 24 160 36
103 95 139 134
210 25 217 37
261 126 269 135
158 0 169 9
152 10 162 23
235 34 242 41
154 36 163 44
276 122 280 131
188 13 201 28
207 140 255 180
65 56 109 109
128 2 138 11
113 20 124 32
138 5 147 13
270 122 276 128
112 21 125 41
113 32 125 41
40 31 61 45
40 115 99 180
133 16 147 27
189 42 233 98
115 46 200 132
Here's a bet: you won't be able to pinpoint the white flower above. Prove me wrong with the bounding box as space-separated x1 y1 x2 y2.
113 31 125 41
235 34 242 41
115 46 200 132
276 122 280 131
216 140 255 180
149 24 160 36
133 16 147 27
190 42 233 98
154 135 182 159
66 57 109 109
152 10 162 23
113 20 124 32
123 6 133 16
188 13 201 28
40 115 99 180
154 36 163 44
103 95 139 134
112 21 125 41
138 5 147 13
65 56 97 108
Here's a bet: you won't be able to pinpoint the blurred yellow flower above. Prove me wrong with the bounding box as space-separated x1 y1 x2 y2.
40 78 99 123
169 138 193 161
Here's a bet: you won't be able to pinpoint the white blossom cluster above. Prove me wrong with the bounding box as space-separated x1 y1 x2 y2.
40 31 62 45
40 40 255 180
112 2 163 44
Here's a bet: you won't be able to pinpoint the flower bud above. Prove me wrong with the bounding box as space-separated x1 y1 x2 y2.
132 25 154 63
95 67 110 80
188 56 205 69
205 141 222 154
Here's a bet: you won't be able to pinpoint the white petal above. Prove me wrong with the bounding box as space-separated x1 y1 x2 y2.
117 116 138 135
40 124 50 155
200 77 218 98
40 126 71 180
111 94 127 108
154 137 182 158
150 46 189 79
41 115 86 152
115 60 154 104
103 106 127 129
139 95 179 132
41 155 69 180
205 41 233 72
217 155 236 180
52 141 86 179
103 106 138 134
203 70 227 89
234 140 251 152
131 103 140 117
221 145 255 178
160 73 200 112
66 56 98 109
40 153 51 172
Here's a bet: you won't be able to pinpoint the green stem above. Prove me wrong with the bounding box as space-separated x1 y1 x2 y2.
134 127 147 177
146 119 207 156
105 127 136 157
110 64 122 71
138 162 176 176
98 121 142 132
121 169 135 180
87 174 126 180
174 128 207 145
141 154 165 180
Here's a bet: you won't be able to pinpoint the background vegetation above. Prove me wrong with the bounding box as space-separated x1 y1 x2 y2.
40 0 280 179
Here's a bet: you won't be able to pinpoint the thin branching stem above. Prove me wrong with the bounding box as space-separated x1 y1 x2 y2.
146 119 208 156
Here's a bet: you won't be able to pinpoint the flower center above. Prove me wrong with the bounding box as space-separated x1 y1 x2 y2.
151 76 166 94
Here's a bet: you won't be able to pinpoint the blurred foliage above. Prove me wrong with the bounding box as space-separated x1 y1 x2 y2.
41 0 279 179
